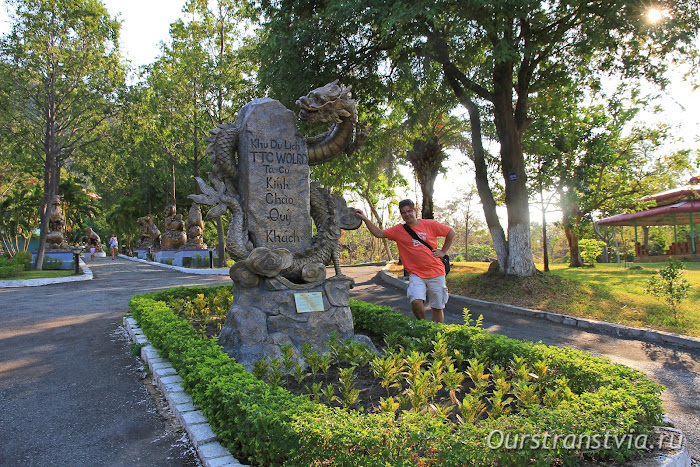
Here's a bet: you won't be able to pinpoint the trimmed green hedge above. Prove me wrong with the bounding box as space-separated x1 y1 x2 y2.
129 288 665 466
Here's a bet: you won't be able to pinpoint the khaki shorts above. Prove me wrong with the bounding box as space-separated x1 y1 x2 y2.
407 274 449 310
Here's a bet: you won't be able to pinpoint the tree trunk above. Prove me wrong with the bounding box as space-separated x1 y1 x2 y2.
407 138 441 220
418 175 437 219
214 24 226 264
541 201 549 272
363 194 393 261
559 184 584 267
169 150 176 206
35 159 61 270
492 66 536 277
193 105 200 195
465 213 469 261
562 208 583 267
461 96 508 271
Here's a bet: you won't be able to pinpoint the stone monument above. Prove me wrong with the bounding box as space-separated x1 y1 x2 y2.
161 205 186 250
46 195 69 250
136 215 161 250
182 203 207 250
190 81 370 368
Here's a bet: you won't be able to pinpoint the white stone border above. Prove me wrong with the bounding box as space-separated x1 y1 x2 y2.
0 258 93 288
119 254 230 275
123 314 245 467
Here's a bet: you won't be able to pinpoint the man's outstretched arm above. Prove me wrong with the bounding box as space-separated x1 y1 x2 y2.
354 209 386 238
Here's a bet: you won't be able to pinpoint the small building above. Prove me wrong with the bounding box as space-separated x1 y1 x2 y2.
597 176 700 262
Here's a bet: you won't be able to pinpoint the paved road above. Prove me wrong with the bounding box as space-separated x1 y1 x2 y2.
0 257 229 466
345 265 700 461
1 260 697 464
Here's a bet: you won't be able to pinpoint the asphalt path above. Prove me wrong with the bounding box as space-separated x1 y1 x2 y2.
0 257 230 466
0 259 697 464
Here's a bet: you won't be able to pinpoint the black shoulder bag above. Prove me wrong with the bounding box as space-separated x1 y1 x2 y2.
403 224 451 275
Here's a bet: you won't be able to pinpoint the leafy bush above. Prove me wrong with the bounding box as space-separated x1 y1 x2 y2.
0 261 23 278
129 288 665 466
645 258 690 320
13 251 32 270
467 244 497 261
42 256 64 270
579 239 605 265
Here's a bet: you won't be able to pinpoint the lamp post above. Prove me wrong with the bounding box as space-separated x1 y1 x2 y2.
209 247 214 269
71 246 83 275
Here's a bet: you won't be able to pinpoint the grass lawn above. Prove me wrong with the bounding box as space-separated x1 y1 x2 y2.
0 269 77 281
389 261 700 337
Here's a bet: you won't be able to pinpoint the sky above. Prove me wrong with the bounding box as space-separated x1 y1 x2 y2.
1 0 699 224
101 0 188 68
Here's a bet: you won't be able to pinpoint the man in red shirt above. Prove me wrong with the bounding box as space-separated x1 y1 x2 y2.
354 199 455 323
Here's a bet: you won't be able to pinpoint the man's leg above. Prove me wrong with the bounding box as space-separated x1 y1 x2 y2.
411 299 426 320
425 276 447 324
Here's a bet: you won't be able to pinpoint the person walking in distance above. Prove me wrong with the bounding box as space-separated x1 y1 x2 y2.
354 199 455 323
109 234 118 260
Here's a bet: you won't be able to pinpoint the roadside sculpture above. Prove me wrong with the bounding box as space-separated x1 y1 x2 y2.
189 81 370 367
161 205 186 250
46 195 69 250
136 215 161 249
182 203 207 250
84 227 102 250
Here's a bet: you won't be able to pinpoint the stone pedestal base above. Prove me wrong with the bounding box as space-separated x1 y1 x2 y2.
153 250 177 265
219 275 356 369
31 250 75 270
175 249 210 267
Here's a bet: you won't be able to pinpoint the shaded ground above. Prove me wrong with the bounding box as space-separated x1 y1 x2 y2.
0 257 229 466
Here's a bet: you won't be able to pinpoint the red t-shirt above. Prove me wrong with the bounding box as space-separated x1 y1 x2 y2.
383 219 452 279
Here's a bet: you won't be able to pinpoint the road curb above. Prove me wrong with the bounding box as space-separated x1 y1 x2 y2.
0 258 93 288
378 269 700 351
119 254 230 275
123 315 245 467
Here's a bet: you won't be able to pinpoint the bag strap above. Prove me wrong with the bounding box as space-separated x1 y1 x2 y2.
403 224 434 252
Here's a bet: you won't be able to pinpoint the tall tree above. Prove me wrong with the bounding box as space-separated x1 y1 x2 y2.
525 86 693 267
257 0 699 276
396 74 471 219
148 0 258 266
0 0 126 269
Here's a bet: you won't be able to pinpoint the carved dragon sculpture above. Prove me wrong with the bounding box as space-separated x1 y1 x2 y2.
189 81 366 286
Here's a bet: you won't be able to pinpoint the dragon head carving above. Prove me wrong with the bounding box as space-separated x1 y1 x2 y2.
296 80 357 125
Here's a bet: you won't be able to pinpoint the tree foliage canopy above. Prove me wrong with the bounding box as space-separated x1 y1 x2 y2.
256 0 700 275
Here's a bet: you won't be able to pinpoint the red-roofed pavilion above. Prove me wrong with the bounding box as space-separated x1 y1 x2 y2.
597 176 700 261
